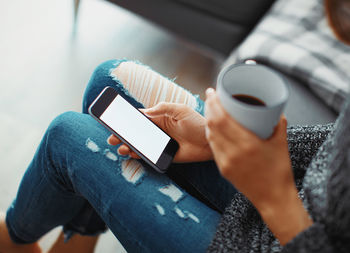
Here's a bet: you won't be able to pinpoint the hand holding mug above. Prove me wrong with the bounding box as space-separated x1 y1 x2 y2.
204 88 312 245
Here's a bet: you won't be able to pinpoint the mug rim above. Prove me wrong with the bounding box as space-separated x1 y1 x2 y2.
217 63 289 111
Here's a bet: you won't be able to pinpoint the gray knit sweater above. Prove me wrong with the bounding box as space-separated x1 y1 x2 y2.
207 99 350 253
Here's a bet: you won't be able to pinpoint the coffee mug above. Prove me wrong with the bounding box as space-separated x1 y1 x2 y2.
216 62 289 139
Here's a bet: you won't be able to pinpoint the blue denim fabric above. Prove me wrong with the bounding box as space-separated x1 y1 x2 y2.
6 59 238 253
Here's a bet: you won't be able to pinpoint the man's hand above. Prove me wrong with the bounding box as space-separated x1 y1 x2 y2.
107 102 213 163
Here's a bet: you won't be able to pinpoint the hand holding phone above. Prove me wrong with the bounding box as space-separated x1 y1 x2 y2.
89 87 179 173
108 101 214 163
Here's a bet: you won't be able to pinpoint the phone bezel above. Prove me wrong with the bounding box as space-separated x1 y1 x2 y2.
88 86 179 173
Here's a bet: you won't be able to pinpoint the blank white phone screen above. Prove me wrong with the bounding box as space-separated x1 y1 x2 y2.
100 95 171 164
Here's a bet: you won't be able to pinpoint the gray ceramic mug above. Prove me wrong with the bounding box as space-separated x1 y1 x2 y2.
216 62 289 139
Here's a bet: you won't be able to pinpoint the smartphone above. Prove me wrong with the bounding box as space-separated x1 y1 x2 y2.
88 86 179 173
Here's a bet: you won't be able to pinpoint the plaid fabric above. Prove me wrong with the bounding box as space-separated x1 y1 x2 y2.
224 0 350 113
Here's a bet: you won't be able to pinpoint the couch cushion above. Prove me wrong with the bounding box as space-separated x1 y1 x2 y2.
223 0 350 114
173 0 275 25
108 0 276 54
282 75 336 125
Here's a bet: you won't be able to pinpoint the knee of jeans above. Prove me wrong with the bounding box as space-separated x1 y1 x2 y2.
48 110 78 130
46 111 82 147
41 112 83 189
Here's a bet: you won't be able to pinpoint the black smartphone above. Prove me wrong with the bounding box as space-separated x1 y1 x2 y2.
88 86 179 173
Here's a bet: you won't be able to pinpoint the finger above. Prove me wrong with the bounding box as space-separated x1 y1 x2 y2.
204 88 220 120
204 89 228 130
205 88 234 126
205 88 249 140
139 110 167 130
129 152 141 159
142 102 185 119
270 115 288 142
118 144 141 159
275 116 287 136
281 115 288 130
140 104 180 132
107 135 121 145
118 144 131 155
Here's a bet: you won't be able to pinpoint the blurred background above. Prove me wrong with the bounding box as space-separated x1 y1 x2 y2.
0 0 222 252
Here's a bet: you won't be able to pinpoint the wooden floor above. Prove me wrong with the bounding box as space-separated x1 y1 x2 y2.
0 0 222 252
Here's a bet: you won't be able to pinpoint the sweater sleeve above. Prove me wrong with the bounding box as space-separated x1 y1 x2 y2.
281 119 350 253
281 223 335 253
287 124 334 182
278 125 338 253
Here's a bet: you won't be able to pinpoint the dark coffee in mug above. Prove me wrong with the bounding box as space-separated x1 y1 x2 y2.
232 94 266 106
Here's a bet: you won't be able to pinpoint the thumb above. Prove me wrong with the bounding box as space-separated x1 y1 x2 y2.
141 102 179 118
271 115 288 142
140 103 178 132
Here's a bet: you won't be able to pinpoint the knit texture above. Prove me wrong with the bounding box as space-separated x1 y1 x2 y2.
207 99 350 252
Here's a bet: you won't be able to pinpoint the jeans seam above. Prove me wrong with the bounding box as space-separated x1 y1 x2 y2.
42 161 79 196
6 172 48 243
5 212 27 244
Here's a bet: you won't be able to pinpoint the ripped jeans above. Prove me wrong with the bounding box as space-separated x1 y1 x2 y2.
6 59 238 253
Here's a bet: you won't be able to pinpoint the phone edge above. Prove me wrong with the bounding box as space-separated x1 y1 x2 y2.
88 87 170 173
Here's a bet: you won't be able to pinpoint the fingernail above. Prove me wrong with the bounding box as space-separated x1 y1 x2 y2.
206 88 214 96
141 108 153 116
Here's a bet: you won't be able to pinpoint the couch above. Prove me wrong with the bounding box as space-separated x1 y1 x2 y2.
75 0 338 125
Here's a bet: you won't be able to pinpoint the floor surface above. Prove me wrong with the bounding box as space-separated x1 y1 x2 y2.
0 0 222 252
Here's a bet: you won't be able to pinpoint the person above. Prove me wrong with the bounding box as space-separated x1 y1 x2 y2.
0 0 349 252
